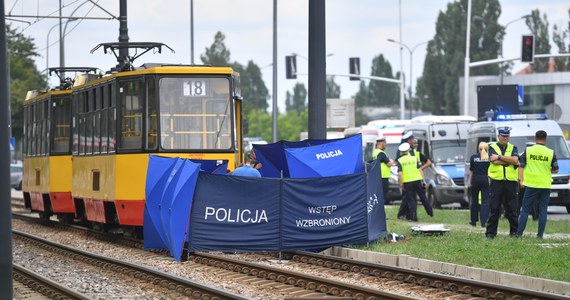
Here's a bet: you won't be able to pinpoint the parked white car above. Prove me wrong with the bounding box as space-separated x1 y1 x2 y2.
11 163 22 190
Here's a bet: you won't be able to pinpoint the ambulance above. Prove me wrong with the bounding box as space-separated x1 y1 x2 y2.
465 114 570 213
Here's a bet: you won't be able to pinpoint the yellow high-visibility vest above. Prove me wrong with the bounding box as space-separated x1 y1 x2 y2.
488 143 518 181
523 144 554 188
398 154 422 183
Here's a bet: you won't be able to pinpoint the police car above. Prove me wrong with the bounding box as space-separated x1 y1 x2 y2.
404 115 477 208
466 114 570 213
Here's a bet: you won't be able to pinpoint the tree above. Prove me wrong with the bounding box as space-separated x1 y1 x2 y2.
200 32 270 136
552 9 569 71
200 31 231 66
278 109 308 141
525 9 551 73
235 61 270 114
353 81 371 125
326 76 341 98
244 108 272 139
418 0 502 115
368 54 398 107
285 82 307 114
7 25 47 153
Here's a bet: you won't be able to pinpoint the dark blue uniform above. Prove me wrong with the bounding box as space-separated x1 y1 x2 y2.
469 153 490 226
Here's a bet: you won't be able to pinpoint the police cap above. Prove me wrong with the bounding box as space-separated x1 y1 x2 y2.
402 131 414 142
398 143 411 152
497 126 511 137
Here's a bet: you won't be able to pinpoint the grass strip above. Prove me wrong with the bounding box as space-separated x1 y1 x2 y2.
356 206 570 282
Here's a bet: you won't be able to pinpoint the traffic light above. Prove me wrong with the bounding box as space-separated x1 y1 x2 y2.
285 55 297 79
521 35 535 63
349 57 360 81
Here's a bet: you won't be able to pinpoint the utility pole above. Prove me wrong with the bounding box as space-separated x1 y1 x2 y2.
0 0 14 296
307 0 326 140
272 0 278 142
117 0 129 70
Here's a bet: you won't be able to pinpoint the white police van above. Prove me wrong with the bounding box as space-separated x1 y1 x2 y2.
465 114 570 213
404 115 477 208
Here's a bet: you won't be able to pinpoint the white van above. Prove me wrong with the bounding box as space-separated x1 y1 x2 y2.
344 125 378 162
404 115 477 208
466 114 570 213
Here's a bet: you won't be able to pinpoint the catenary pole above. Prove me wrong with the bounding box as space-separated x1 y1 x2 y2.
272 0 278 142
463 0 472 115
307 0 326 139
0 0 14 297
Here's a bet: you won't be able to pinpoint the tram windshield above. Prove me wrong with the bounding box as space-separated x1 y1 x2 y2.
159 77 233 150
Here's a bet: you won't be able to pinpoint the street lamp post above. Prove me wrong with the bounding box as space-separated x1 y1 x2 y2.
500 15 530 84
463 0 472 116
387 39 428 119
46 23 60 76
46 19 78 77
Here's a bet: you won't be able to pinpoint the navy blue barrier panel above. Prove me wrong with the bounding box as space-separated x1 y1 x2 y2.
253 136 357 179
285 134 364 178
281 174 369 250
189 174 281 252
190 159 228 174
366 159 387 241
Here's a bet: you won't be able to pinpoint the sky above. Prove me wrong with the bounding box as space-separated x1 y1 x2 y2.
6 0 570 113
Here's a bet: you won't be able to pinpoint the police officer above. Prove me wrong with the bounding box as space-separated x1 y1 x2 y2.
395 132 433 214
468 141 490 227
372 135 394 205
397 143 430 221
516 130 558 238
485 126 519 239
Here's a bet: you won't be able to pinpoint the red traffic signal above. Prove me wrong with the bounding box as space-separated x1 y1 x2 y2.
521 35 535 63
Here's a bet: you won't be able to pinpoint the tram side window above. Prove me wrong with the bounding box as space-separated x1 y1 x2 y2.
93 87 102 154
42 100 50 155
119 80 143 150
108 83 116 153
51 97 72 154
32 103 39 155
100 85 109 154
85 89 95 155
77 92 87 155
146 78 157 150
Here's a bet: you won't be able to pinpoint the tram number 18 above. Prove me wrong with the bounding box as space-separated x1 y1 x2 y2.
183 80 207 97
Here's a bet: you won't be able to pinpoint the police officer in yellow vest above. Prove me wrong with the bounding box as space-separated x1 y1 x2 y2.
372 135 394 205
397 143 430 221
516 130 558 238
485 126 519 239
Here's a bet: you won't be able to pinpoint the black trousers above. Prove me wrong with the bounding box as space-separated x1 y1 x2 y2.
382 178 390 205
397 180 431 220
470 174 490 225
485 179 519 238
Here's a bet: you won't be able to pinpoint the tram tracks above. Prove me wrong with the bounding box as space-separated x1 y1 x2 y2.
13 230 251 300
13 263 91 300
11 203 570 299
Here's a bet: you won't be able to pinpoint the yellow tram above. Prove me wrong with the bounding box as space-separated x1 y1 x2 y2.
22 43 244 232
22 86 74 220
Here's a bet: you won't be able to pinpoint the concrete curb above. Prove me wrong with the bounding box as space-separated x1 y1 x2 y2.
323 247 569 296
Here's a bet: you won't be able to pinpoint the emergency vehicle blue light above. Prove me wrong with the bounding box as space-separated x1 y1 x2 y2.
495 114 548 121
